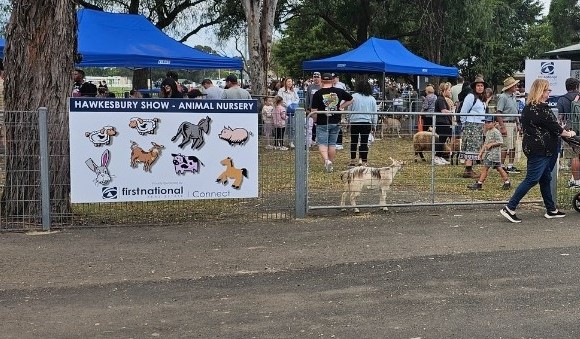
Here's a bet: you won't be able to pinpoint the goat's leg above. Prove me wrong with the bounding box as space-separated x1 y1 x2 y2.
340 190 348 211
379 185 390 211
349 190 361 213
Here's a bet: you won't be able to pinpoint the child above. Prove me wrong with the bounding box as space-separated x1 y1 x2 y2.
261 97 275 149
467 116 511 190
272 96 288 150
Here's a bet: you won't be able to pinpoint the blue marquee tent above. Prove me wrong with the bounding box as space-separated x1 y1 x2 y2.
76 9 242 69
302 37 458 77
0 10 242 70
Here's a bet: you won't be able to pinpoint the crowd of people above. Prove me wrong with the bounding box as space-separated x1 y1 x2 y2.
72 67 580 222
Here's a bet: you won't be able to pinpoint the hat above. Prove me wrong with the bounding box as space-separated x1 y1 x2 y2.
313 72 321 77
225 74 238 83
331 73 338 78
470 76 489 90
482 115 495 123
321 73 333 81
502 76 520 91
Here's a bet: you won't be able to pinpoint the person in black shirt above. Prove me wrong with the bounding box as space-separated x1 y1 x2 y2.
72 69 97 97
311 73 354 173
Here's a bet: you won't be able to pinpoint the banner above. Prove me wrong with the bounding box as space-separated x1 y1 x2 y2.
69 98 258 203
524 59 571 96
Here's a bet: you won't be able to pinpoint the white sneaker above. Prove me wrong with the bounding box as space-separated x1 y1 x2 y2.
335 145 343 150
325 160 333 173
289 142 295 148
278 146 289 151
433 156 447 165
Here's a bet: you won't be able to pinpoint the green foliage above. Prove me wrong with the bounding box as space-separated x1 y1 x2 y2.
547 0 580 47
272 15 351 78
272 0 560 88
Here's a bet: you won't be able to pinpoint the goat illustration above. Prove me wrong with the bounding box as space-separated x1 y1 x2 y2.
130 141 164 172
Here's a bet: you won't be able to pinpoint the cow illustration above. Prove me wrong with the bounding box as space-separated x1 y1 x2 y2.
171 153 204 175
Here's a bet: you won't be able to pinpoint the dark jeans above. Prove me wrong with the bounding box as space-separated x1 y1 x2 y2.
349 122 372 162
507 153 558 212
274 127 286 147
422 115 433 131
435 124 452 158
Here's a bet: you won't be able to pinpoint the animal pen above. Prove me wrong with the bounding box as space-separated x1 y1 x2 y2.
0 107 575 232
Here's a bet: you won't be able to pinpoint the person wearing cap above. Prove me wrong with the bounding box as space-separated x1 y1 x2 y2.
222 74 251 99
201 79 224 100
310 72 354 173
305 72 322 146
501 79 575 223
467 116 511 191
495 76 522 174
459 76 488 178
556 77 580 188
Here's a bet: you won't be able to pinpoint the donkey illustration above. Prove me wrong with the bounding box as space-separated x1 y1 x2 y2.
215 157 248 190
171 116 212 150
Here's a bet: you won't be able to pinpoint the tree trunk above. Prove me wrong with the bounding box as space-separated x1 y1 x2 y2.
132 68 149 90
1 0 76 223
241 0 278 97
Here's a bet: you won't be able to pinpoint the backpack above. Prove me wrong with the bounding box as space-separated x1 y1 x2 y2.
455 94 477 113
570 95 580 134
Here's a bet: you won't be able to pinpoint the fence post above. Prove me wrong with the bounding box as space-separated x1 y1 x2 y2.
38 107 51 231
295 107 307 218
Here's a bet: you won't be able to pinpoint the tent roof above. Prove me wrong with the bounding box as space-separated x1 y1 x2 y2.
302 37 458 77
77 9 242 69
0 11 241 69
543 43 580 61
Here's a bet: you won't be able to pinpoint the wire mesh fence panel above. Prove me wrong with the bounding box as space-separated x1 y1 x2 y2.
306 111 549 215
0 109 576 231
0 112 294 231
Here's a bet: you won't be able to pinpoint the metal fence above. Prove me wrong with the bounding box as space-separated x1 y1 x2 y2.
0 107 576 231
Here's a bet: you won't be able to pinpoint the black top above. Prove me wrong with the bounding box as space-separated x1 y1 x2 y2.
434 95 451 125
311 87 353 125
521 102 563 157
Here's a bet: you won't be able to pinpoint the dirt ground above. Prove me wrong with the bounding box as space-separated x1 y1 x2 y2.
2 205 580 338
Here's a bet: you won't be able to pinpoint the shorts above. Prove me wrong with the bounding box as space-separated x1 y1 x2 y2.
501 122 517 150
483 159 502 168
316 124 341 146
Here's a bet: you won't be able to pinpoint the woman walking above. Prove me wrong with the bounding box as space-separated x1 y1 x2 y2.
501 79 575 223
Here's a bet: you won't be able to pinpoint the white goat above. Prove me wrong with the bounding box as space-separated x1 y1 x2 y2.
340 157 404 213
129 117 159 135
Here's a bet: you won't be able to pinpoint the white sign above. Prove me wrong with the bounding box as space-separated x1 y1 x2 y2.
524 59 571 96
69 98 259 203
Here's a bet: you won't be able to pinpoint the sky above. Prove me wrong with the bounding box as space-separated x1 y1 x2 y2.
540 0 551 15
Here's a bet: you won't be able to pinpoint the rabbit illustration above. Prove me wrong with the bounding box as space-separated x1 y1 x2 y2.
85 149 112 185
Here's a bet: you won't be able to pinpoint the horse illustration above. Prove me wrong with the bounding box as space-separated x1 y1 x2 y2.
215 157 248 190
171 116 212 150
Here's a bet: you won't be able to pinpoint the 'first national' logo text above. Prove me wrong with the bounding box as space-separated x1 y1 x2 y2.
102 186 184 200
